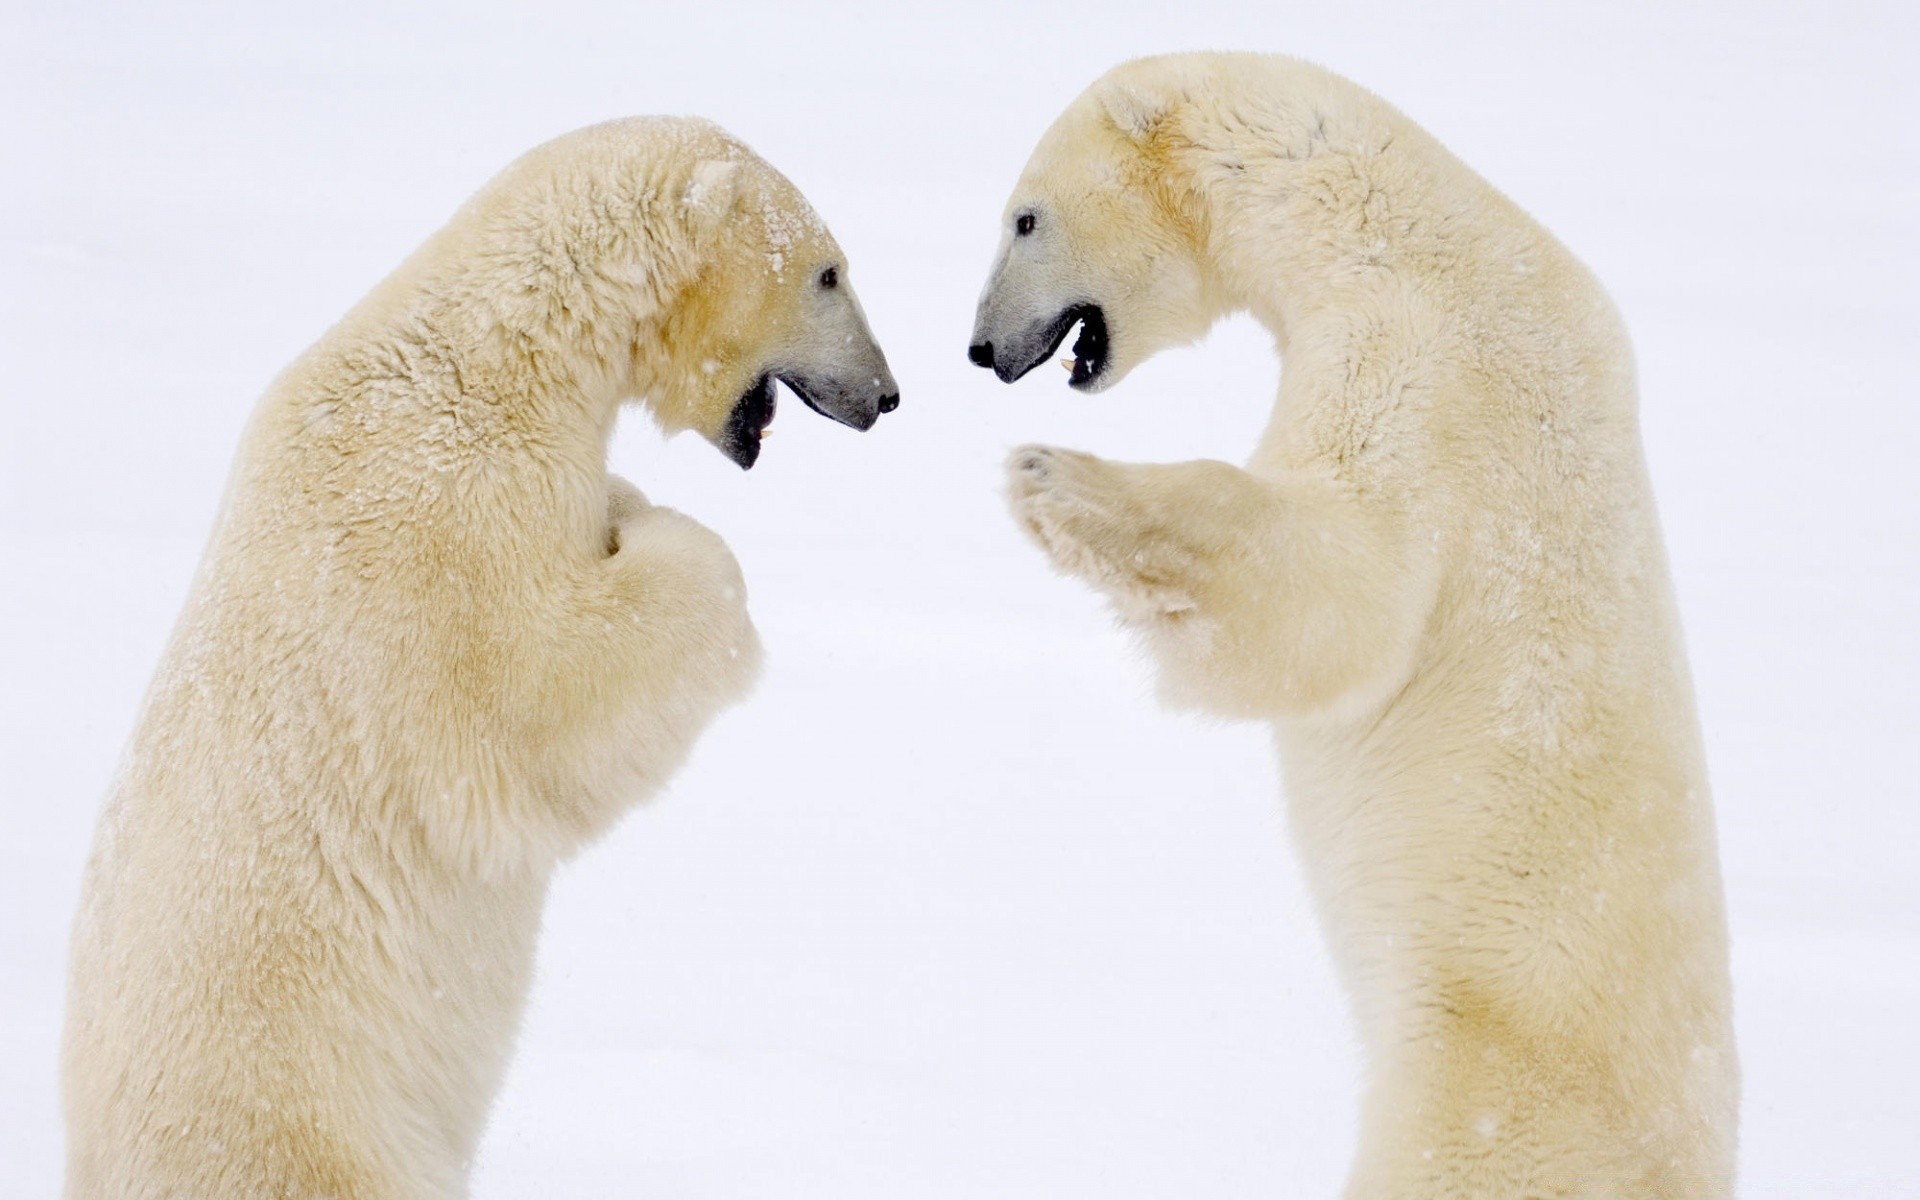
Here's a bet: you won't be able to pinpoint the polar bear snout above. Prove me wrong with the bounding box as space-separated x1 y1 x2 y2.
776 365 899 433
755 278 900 447
968 301 1109 389
717 324 899 470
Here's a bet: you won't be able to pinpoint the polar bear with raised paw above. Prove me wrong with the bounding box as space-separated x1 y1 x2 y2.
971 53 1737 1198
63 117 897 1199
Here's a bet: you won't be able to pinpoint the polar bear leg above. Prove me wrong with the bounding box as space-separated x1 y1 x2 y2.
1345 1064 1640 1200
1006 444 1430 717
420 476 760 869
562 481 763 792
1005 445 1220 617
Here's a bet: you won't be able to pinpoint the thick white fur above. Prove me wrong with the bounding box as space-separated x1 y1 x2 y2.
56 118 863 1197
991 55 1738 1197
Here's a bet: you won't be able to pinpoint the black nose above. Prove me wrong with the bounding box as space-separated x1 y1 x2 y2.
967 341 995 369
877 392 899 414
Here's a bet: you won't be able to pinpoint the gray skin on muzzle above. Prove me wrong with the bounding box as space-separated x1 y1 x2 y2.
967 217 1111 390
720 275 900 469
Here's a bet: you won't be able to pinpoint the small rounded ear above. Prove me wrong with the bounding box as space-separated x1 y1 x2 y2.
1099 81 1177 142
683 159 743 232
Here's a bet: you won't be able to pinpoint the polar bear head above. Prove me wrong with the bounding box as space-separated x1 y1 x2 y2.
656 134 900 468
967 58 1223 393
467 118 898 470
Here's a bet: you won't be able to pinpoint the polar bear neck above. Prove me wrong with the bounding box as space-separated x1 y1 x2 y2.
1133 59 1630 503
231 143 734 582
1159 68 1554 358
300 155 732 454
427 197 703 426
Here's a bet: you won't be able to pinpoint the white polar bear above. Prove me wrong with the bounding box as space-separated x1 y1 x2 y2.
970 54 1737 1198
63 117 897 1199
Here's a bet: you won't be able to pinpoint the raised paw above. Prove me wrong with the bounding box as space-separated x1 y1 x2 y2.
603 501 760 684
610 505 745 602
604 474 652 555
1005 444 1200 617
606 474 650 524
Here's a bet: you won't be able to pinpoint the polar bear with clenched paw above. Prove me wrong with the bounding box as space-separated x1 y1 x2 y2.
64 117 896 1199
970 54 1737 1198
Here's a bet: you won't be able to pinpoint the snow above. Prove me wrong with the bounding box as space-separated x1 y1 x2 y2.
760 195 825 279
2 1 1915 1197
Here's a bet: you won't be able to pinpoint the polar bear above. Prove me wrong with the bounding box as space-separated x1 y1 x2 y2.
969 54 1737 1198
63 117 896 1199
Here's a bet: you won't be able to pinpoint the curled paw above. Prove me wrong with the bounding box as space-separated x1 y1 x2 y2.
605 474 651 530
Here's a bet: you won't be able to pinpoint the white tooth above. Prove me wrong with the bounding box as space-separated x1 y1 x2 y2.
1061 358 1075 372
759 426 773 439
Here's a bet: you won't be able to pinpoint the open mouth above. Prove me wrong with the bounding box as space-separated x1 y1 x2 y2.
995 303 1108 389
1061 305 1109 389
718 368 893 469
719 374 776 470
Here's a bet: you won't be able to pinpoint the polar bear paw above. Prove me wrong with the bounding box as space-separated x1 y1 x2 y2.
603 478 752 651
1006 444 1200 618
603 474 653 554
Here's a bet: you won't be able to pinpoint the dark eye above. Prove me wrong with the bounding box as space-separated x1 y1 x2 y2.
1015 212 1036 236
818 265 838 289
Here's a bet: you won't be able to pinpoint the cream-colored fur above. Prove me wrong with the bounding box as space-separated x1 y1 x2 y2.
62 117 889 1199
974 54 1738 1198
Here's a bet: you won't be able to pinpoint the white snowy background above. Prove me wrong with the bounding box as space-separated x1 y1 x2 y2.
3 1 1915 1196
